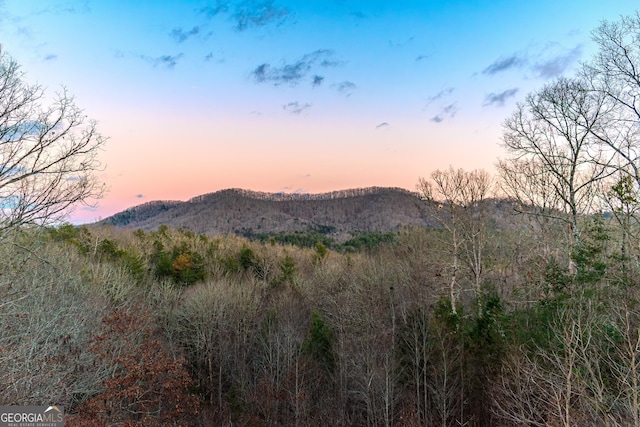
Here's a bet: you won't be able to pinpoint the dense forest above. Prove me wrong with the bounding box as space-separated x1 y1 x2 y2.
0 202 638 426
3 10 640 427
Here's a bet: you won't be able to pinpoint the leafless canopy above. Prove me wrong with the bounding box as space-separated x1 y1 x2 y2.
0 51 105 237
498 77 614 243
417 167 493 313
583 12 640 185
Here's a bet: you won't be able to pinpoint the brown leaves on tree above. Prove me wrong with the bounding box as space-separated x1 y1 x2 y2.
67 306 199 427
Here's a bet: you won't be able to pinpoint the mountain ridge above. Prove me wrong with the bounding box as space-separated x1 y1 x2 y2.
98 187 437 242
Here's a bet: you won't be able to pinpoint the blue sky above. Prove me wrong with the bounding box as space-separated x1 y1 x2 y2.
0 0 637 222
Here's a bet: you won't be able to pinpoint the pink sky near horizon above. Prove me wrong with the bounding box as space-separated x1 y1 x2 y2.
83 114 501 223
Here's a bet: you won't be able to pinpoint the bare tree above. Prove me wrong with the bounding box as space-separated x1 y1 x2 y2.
459 169 493 297
589 12 640 119
491 299 613 427
610 301 640 427
0 51 105 237
582 14 640 279
498 77 613 247
583 12 640 186
418 167 493 313
419 168 465 314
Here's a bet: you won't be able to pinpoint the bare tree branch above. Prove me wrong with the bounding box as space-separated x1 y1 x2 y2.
0 51 105 238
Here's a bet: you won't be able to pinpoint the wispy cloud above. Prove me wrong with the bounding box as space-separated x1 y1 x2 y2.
234 0 289 31
319 57 344 67
425 87 454 105
483 44 584 80
482 54 527 75
431 103 457 123
198 1 289 33
424 88 457 120
483 88 519 107
283 101 312 114
170 26 201 43
204 49 225 63
199 1 229 18
336 81 356 96
388 36 415 49
312 75 324 87
140 53 184 69
251 49 339 86
532 44 583 79
32 1 91 16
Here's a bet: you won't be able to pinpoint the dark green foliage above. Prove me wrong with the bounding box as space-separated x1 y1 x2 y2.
302 310 336 374
468 288 505 357
465 288 506 419
219 254 241 275
572 214 610 287
48 223 81 241
238 245 256 270
242 228 396 253
433 296 462 330
539 215 613 295
151 240 172 277
217 245 267 279
157 224 169 236
543 257 570 295
506 293 568 353
173 251 206 286
97 238 146 284
338 230 397 252
243 229 335 248
610 175 639 207
178 227 195 239
151 240 207 286
273 253 297 286
47 223 92 254
314 241 328 262
97 238 119 258
107 209 135 226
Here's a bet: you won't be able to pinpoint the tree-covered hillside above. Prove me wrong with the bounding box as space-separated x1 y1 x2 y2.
0 201 638 426
99 187 438 244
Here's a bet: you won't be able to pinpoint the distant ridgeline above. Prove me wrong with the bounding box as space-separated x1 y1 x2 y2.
98 187 439 245
103 200 183 227
187 187 421 203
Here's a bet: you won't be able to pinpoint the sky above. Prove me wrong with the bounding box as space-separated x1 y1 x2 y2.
0 0 638 223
